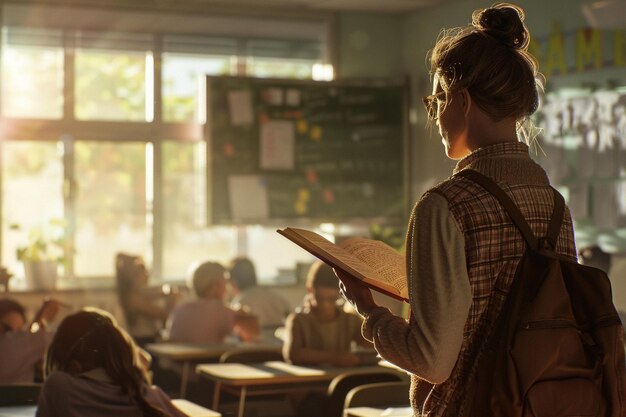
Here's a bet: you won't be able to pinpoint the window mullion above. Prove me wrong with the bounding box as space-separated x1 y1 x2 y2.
63 29 76 281
62 137 76 281
63 29 75 122
151 34 163 281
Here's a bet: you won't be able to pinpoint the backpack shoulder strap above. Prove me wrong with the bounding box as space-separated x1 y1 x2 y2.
456 169 564 251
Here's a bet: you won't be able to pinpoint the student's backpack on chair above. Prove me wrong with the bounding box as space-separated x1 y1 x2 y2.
454 169 626 417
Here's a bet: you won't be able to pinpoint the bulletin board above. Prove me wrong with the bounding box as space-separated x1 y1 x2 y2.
205 76 408 224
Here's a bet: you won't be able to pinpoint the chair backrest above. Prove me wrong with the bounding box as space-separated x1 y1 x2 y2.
326 372 403 417
343 381 410 411
218 348 283 364
0 383 42 406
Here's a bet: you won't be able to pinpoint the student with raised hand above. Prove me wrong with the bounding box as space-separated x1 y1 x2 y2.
228 257 292 331
336 3 578 416
115 253 178 345
0 297 61 384
282 261 369 367
165 261 260 344
36 308 187 417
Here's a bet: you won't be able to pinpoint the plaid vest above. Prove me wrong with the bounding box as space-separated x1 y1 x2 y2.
407 169 577 416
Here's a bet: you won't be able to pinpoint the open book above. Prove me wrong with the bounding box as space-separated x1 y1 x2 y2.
277 227 408 302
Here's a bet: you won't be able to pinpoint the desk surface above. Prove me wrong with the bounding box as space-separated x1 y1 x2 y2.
171 399 221 417
196 361 397 386
344 406 412 417
0 406 36 417
146 342 280 361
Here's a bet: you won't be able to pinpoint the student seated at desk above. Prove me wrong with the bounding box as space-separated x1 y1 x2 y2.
37 308 187 417
165 261 260 344
0 297 60 384
283 261 370 367
116 253 179 345
228 257 292 331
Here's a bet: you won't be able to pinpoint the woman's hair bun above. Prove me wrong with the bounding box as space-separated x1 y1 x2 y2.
471 3 528 49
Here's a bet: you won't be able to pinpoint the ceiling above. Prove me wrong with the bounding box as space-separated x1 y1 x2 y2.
20 0 454 14
195 0 452 13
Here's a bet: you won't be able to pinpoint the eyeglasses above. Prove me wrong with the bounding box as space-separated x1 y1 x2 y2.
422 91 446 120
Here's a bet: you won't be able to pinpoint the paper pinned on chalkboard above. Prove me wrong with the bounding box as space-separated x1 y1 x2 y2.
260 120 295 170
228 175 269 220
228 90 254 126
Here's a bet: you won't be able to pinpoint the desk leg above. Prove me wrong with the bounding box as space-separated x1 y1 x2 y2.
180 362 189 399
212 381 221 411
238 386 247 417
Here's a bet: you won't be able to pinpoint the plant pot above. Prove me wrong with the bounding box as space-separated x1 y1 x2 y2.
23 260 58 290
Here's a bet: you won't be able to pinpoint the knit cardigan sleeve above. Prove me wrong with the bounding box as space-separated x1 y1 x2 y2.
362 192 471 383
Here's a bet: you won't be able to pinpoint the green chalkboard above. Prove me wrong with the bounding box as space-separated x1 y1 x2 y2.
206 76 408 224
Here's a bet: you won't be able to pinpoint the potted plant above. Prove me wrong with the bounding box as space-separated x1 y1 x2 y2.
11 218 69 290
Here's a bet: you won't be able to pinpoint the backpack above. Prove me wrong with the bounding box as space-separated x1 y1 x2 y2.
451 169 626 417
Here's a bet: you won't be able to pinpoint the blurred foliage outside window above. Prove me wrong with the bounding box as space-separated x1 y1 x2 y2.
1 43 64 119
161 140 238 279
1 142 64 288
75 50 148 121
162 53 232 123
74 141 149 278
246 57 316 79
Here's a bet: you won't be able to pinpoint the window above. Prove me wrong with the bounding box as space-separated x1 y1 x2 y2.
161 141 237 278
246 57 317 79
246 38 321 80
74 32 152 121
74 141 149 278
1 27 64 119
1 141 64 287
162 35 238 123
162 54 233 123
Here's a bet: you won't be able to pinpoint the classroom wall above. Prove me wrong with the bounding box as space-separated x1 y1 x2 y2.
337 13 405 79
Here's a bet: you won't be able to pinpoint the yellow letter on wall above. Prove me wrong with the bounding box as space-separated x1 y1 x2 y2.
546 24 567 76
576 28 602 71
529 38 543 67
615 30 626 67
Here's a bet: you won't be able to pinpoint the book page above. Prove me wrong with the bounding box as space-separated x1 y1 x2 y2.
281 228 407 300
339 237 406 296
286 229 377 280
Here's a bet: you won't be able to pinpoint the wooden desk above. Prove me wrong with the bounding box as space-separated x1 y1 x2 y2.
196 361 401 417
343 406 412 417
146 342 281 398
0 406 36 417
172 399 221 417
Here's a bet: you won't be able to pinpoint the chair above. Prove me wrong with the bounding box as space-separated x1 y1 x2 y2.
343 381 411 415
326 371 403 417
0 383 42 406
218 348 283 364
